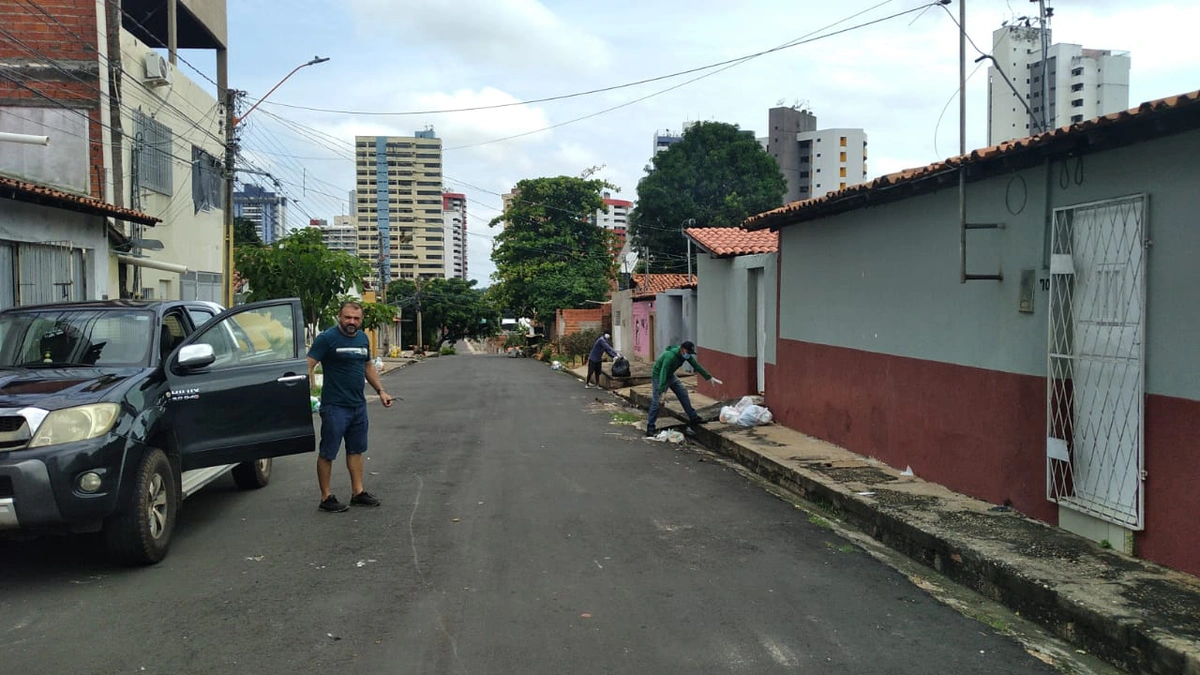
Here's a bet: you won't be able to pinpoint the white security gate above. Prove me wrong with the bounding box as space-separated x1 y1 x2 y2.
1047 195 1146 529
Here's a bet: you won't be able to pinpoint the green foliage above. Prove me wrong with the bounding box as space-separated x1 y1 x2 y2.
233 217 263 248
489 176 617 327
559 329 599 365
387 277 500 347
320 296 397 332
235 228 372 333
439 345 456 356
540 346 552 362
503 332 527 349
630 121 786 272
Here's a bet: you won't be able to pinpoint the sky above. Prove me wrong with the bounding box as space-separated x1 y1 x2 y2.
178 0 1200 286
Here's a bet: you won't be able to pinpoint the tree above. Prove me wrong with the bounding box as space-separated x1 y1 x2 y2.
489 176 617 328
630 121 786 272
235 227 372 335
233 217 263 247
387 277 500 347
320 295 397 332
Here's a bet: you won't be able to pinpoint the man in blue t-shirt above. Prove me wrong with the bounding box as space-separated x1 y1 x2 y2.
307 301 394 513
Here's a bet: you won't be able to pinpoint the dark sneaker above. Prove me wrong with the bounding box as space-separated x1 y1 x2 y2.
351 491 381 507
319 495 349 513
645 429 657 438
688 417 704 426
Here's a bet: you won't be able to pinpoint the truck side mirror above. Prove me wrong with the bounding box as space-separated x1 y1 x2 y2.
176 344 216 369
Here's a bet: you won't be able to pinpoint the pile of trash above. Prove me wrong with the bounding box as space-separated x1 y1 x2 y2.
550 360 564 371
719 396 773 427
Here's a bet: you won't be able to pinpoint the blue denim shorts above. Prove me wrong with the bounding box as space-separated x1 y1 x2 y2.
318 404 369 460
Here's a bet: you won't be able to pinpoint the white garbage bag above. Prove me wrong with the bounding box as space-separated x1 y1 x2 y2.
373 357 384 373
653 429 686 443
550 360 563 371
719 406 740 424
736 404 773 427
733 395 764 413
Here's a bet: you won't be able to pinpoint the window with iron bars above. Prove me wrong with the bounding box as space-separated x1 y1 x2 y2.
134 110 173 195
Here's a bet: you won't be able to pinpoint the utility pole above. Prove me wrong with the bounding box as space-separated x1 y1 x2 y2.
414 276 424 353
1035 0 1051 133
222 87 239 306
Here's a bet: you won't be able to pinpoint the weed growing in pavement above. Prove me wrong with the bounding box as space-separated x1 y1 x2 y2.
610 411 641 425
1100 539 1113 549
808 513 833 529
986 617 1011 633
824 541 856 553
440 345 456 356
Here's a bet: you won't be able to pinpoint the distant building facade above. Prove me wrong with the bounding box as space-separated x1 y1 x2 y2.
234 184 288 245
988 23 1130 144
355 131 445 286
442 192 467 279
316 215 356 254
767 107 867 203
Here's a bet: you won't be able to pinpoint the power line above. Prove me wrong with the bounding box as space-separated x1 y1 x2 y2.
258 0 905 117
444 1 937 152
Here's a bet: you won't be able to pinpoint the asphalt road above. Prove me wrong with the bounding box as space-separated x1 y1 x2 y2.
0 351 1060 675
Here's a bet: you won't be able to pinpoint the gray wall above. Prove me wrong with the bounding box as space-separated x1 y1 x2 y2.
0 201 108 302
767 107 817 204
655 289 697 352
777 128 1200 399
0 107 90 192
697 252 777 365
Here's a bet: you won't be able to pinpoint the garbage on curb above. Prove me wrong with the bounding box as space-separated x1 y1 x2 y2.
611 356 631 378
900 465 915 477
310 396 321 413
719 395 772 427
373 357 384 373
550 360 564 371
650 429 686 443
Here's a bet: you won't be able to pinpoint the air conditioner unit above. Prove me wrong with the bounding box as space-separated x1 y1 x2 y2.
143 53 171 87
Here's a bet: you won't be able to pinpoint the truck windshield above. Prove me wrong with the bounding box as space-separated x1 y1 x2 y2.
0 309 156 367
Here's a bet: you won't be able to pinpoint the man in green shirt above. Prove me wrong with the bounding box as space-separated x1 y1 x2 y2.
646 341 722 437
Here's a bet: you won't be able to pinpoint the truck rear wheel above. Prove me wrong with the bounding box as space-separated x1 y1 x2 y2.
232 458 271 490
104 448 176 565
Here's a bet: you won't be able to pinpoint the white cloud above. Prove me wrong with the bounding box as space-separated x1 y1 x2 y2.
345 0 611 74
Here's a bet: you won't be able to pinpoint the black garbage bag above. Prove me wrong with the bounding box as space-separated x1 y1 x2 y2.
611 356 630 378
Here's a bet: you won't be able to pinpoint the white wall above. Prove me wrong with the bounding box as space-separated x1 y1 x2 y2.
117 30 224 299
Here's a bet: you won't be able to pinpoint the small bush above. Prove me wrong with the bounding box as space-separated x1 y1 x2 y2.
540 346 552 362
440 345 456 356
503 332 527 349
560 329 599 366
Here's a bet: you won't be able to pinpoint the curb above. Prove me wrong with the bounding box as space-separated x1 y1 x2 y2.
617 386 1200 675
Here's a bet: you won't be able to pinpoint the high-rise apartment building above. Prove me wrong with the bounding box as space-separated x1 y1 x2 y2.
596 191 632 256
988 24 1130 145
317 215 356 254
442 193 467 279
234 184 288 244
354 131 445 286
766 107 867 203
654 130 683 155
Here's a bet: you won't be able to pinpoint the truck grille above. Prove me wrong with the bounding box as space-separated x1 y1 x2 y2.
0 416 30 450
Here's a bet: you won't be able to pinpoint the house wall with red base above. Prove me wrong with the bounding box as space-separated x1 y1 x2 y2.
694 252 777 400
768 129 1200 577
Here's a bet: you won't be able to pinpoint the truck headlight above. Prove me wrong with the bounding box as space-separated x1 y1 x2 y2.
29 403 121 448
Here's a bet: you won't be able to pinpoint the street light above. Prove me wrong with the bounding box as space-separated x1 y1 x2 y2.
222 56 330 306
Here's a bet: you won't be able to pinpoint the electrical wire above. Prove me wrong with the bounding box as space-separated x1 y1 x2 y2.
258 0 904 117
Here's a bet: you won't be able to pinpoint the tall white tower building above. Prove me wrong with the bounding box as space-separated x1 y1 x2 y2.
988 23 1130 145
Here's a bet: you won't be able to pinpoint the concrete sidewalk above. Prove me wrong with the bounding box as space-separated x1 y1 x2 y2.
569 365 1200 675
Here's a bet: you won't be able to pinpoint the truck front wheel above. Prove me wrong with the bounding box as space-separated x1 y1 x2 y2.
104 448 176 565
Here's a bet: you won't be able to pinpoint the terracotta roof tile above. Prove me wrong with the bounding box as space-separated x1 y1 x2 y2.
631 273 695 299
685 227 778 256
0 174 160 225
745 89 1200 231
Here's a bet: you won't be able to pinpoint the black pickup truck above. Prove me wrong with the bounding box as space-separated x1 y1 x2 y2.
0 298 315 564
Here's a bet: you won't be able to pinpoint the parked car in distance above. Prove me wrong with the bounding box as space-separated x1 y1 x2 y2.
0 298 315 564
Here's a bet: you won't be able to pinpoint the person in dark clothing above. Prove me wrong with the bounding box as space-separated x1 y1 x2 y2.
307 301 394 513
645 341 722 437
585 332 620 389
